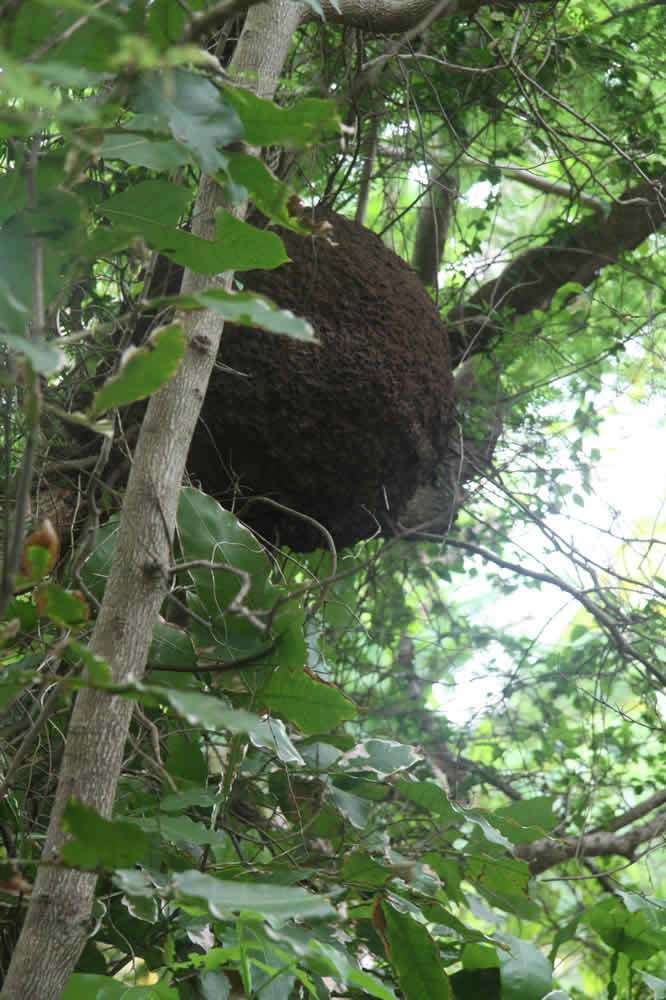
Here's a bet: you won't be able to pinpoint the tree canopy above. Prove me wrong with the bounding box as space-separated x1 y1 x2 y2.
0 0 665 998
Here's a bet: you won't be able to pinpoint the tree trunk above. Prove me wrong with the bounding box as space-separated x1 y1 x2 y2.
0 4 302 998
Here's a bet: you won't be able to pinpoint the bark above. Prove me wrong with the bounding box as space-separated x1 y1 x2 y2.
447 170 666 365
355 114 380 225
516 809 666 876
489 163 604 210
0 4 302 999
317 0 558 30
412 169 457 290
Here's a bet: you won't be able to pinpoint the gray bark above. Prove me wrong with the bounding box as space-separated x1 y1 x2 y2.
411 170 457 290
0 4 302 998
516 810 666 876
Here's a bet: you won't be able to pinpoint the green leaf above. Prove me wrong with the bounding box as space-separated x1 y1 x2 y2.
80 519 120 601
189 289 316 341
141 813 227 848
176 488 280 659
61 800 149 870
394 779 458 824
132 70 243 174
343 851 400 888
586 895 666 960
149 620 196 671
494 932 552 1000
90 323 184 416
227 152 303 229
35 585 90 628
227 152 288 218
0 189 84 343
62 973 179 999
453 802 514 852
462 943 500 969
548 913 581 964
97 180 287 273
0 332 65 375
100 177 191 229
494 796 558 838
380 902 453 1000
464 856 533 917
326 783 370 829
307 940 398 1000
142 686 304 765
339 739 421 774
102 132 192 169
171 870 334 924
449 967 500 999
261 663 357 733
165 730 208 784
221 88 339 147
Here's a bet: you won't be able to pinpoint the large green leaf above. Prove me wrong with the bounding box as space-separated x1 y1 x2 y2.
62 973 178 999
61 801 149 870
142 686 304 765
1 332 65 375
176 488 281 660
148 620 197 671
227 152 304 229
326 783 371 829
379 902 453 1000
261 663 357 733
0 188 83 345
494 932 552 1000
80 519 120 601
187 289 316 341
464 855 534 919
586 895 666 960
171 870 334 924
394 778 458 824
222 88 339 147
492 796 559 843
132 70 243 174
102 132 192 170
140 813 228 849
97 180 287 272
90 324 184 416
339 739 421 774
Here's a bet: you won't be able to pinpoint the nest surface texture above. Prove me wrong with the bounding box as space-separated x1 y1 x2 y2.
187 209 456 550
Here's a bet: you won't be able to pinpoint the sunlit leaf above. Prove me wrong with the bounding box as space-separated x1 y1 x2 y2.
90 323 184 416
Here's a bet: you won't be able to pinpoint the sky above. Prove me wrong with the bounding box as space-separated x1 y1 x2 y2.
433 391 666 725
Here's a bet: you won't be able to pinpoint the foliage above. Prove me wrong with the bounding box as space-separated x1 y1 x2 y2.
1 0 666 999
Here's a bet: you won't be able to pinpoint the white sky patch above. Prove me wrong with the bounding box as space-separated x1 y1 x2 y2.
434 394 666 725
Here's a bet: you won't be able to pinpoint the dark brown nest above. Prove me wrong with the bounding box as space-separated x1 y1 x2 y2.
187 209 456 550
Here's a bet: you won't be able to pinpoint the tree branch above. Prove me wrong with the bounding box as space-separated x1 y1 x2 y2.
589 788 666 836
447 171 666 365
315 0 559 31
516 809 666 875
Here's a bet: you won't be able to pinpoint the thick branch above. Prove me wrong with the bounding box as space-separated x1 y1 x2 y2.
590 787 666 835
516 809 666 876
316 0 558 31
447 171 666 365
488 163 604 210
